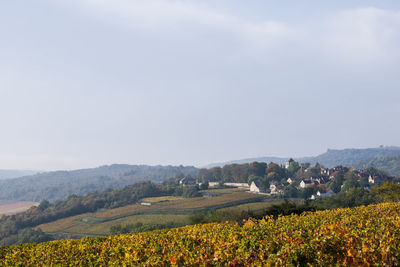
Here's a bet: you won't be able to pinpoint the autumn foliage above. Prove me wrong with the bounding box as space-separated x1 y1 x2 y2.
1 202 400 265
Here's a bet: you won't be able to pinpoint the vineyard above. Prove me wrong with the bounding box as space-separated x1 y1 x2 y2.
2 202 400 265
34 189 267 236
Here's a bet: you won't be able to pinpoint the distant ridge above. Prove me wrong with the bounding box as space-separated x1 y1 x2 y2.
351 153 400 176
0 164 198 202
204 146 400 173
300 146 400 167
204 156 289 168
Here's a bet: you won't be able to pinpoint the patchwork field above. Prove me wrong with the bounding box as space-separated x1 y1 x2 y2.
0 201 39 215
66 214 191 235
35 188 266 237
218 200 283 213
141 196 184 203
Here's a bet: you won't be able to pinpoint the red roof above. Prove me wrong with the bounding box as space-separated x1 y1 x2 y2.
330 171 339 177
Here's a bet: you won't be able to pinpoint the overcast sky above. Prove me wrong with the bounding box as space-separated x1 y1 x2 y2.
1 1 400 170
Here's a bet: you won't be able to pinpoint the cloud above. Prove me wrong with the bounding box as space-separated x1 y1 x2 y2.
65 0 295 47
319 7 400 65
2 1 400 169
63 1 400 68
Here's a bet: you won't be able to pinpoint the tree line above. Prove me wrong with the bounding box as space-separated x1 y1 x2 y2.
0 181 201 246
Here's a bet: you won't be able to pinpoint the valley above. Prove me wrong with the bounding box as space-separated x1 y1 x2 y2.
0 201 39 216
34 188 277 238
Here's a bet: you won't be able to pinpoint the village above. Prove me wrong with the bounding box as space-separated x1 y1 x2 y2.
178 159 396 200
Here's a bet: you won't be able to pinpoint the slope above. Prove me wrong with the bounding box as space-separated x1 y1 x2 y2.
2 202 399 265
0 164 198 202
205 146 400 170
351 154 400 176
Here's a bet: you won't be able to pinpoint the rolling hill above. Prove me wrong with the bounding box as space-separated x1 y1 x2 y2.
350 154 400 176
0 164 198 202
2 146 400 202
205 146 400 175
301 146 400 167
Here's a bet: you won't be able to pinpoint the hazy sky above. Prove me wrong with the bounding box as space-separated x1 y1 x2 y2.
1 1 400 170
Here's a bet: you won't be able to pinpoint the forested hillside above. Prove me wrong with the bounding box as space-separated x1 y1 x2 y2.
206 147 400 175
303 147 400 167
0 164 198 202
205 157 288 168
351 154 400 176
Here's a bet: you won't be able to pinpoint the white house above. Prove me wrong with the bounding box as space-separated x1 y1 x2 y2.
179 176 197 186
250 181 260 193
208 182 219 187
269 184 278 194
310 189 334 200
249 181 269 194
368 175 376 184
285 161 290 169
224 182 249 188
287 178 293 184
300 180 313 188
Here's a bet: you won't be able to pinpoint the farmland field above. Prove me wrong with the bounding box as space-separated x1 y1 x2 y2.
35 189 266 237
218 200 283 213
0 201 39 215
66 214 191 235
141 196 184 203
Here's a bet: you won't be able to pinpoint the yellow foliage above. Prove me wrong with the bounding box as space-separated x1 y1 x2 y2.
2 202 400 266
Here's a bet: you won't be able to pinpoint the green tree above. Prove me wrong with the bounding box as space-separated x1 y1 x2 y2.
199 182 209 190
372 182 400 202
341 179 360 193
38 200 50 211
300 187 315 199
344 169 358 180
247 175 263 186
283 184 299 198
359 177 369 188
330 173 344 193
182 186 201 198
212 167 222 181
249 162 267 177
287 161 300 176
365 167 387 177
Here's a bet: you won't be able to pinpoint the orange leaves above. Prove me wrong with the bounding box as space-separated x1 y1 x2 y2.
243 218 257 228
169 255 177 265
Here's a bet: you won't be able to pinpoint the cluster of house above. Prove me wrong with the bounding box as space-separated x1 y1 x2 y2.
178 162 394 200
249 164 393 199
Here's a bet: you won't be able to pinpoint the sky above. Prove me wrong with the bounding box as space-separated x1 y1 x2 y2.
0 0 400 170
